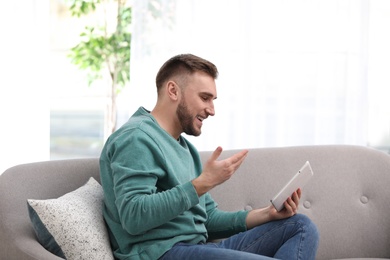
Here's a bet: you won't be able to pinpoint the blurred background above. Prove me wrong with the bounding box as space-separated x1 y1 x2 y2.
1 0 389 173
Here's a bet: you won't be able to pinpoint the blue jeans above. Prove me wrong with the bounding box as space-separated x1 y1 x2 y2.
160 214 319 260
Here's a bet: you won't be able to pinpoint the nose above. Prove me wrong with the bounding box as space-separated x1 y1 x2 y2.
206 102 215 116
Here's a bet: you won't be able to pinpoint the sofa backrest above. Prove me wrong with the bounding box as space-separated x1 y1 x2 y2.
1 145 389 259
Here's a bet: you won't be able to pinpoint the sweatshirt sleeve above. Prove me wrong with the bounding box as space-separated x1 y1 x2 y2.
204 193 249 240
106 129 200 235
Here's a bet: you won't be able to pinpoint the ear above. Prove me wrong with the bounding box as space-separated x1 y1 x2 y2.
166 81 180 101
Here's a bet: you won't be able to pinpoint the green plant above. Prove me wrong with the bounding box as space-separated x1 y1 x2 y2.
66 0 131 138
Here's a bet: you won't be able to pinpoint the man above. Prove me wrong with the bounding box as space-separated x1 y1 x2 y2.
99 54 319 260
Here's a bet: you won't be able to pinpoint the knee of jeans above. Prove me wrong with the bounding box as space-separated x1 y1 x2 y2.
294 214 320 242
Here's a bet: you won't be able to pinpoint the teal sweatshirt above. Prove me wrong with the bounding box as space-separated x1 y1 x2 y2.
99 107 248 260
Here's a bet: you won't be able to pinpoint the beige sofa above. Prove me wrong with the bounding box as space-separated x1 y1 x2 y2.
0 145 389 259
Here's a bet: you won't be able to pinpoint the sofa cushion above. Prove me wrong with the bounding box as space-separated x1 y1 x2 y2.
27 177 114 260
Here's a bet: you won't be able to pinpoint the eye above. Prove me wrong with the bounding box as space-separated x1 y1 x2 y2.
200 95 209 101
199 93 215 102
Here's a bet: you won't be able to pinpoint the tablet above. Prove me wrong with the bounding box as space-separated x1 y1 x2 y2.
270 161 313 211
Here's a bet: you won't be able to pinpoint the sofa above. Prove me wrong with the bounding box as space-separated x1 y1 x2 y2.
0 145 389 260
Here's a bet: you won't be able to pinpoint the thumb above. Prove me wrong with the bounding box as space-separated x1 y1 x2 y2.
209 146 223 162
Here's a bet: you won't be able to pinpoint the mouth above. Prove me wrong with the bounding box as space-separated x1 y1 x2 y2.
196 115 205 122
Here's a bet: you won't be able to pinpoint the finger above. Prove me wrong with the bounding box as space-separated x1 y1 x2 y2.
289 192 300 211
285 197 297 214
291 193 299 211
231 150 249 165
292 194 300 210
297 188 302 198
209 146 223 162
283 199 294 214
226 152 248 174
291 190 300 203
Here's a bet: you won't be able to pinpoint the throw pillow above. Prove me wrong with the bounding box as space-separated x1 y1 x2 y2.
27 177 114 260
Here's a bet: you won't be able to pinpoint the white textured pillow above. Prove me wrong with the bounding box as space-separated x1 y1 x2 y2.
27 177 114 260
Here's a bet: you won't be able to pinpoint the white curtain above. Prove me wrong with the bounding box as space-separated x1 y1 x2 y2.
0 0 50 173
127 0 387 152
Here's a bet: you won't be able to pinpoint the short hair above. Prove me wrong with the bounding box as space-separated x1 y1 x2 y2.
155 54 218 91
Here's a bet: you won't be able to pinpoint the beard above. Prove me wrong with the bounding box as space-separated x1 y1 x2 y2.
176 98 201 136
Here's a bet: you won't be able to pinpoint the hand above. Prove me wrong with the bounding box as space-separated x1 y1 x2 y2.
270 188 302 220
192 146 248 196
246 188 302 229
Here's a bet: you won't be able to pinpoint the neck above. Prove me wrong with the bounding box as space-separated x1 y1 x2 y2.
151 104 181 139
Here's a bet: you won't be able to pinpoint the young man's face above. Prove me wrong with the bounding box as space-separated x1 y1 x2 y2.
176 72 217 136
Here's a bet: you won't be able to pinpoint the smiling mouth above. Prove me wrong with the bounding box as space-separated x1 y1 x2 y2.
197 116 205 122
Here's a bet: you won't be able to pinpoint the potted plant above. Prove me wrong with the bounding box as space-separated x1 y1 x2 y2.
66 0 131 139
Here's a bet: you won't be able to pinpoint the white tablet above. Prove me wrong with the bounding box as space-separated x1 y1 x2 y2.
270 161 313 211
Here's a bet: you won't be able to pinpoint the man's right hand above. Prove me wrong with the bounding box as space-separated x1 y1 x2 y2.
191 146 248 196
